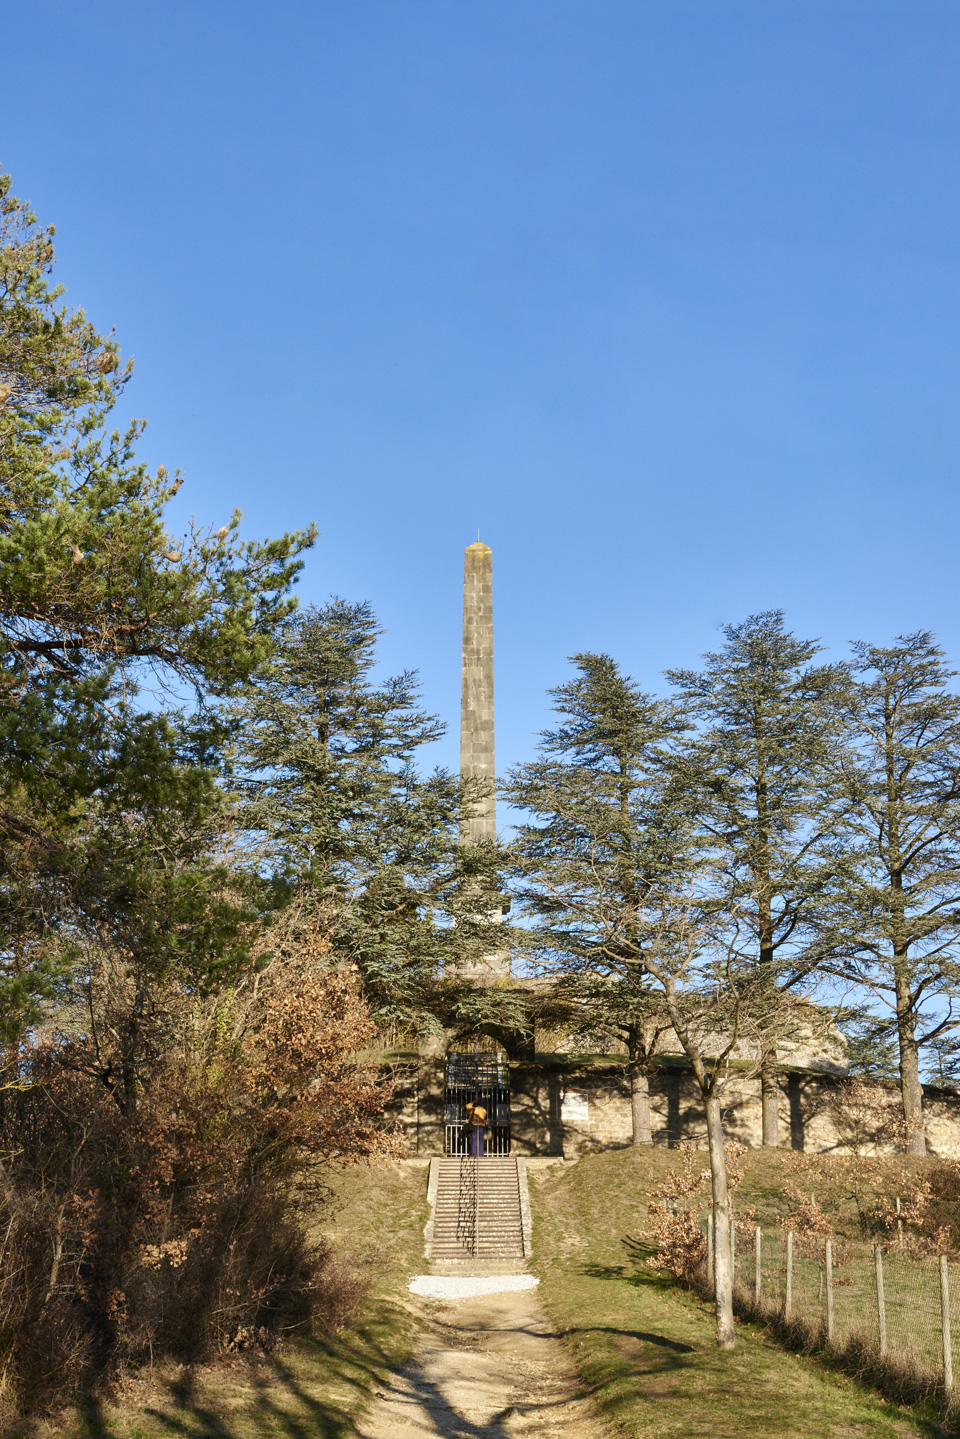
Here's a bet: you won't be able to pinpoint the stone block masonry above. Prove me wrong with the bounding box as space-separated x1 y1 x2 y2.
457 541 509 978
460 542 496 845
383 1056 960 1159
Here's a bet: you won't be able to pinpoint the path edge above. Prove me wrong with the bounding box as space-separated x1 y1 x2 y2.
423 1156 440 1260
517 1157 534 1258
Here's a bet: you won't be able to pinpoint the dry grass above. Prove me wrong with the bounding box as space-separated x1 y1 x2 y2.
528 1148 952 1438
16 1159 430 1439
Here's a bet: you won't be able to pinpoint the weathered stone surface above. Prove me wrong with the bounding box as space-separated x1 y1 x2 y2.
382 1055 960 1159
460 542 496 844
458 541 509 977
536 999 850 1076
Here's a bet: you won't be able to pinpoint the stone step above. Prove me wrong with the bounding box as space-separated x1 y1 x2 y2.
431 1253 524 1260
435 1222 522 1229
426 1155 529 1268
433 1212 521 1219
435 1195 519 1202
432 1232 522 1241
431 1247 524 1255
435 1199 520 1207
433 1228 521 1237
434 1221 509 1228
433 1215 522 1224
433 1217 522 1225
432 1222 522 1228
432 1229 523 1237
435 1200 518 1207
436 1190 519 1197
429 1261 529 1277
436 1175 519 1180
431 1238 523 1246
435 1187 519 1194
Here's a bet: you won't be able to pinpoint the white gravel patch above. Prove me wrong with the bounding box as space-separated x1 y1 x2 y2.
408 1274 540 1299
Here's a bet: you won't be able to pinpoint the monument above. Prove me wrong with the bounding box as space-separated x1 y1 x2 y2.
458 541 509 977
460 542 496 843
381 541 960 1159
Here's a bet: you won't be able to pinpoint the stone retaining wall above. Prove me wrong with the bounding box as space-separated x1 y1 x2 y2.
381 1057 960 1158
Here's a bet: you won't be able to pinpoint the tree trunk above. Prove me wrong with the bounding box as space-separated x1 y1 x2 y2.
886 701 925 1157
122 1051 137 1119
121 1014 140 1119
760 1056 780 1147
895 978 926 1156
756 930 779 1147
630 1064 652 1146
705 1091 736 1349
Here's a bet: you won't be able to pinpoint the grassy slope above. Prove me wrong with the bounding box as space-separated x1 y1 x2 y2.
31 1159 429 1439
528 1149 946 1439
24 1148 952 1438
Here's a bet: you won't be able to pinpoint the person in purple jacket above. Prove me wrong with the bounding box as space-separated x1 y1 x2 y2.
465 1099 487 1157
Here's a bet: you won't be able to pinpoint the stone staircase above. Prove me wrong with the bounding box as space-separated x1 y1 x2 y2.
426 1157 530 1273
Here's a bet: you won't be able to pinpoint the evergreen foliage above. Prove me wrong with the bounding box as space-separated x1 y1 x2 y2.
10 161 960 1376
502 650 774 1348
501 652 690 1141
830 633 960 1153
665 610 849 1145
0 171 314 1040
0 171 397 1420
227 599 503 1030
838 1009 901 1082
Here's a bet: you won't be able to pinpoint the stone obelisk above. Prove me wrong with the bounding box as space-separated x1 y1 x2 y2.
460 542 496 844
459 542 508 976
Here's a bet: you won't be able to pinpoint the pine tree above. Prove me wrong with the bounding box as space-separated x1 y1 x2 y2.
666 611 848 1146
925 1036 960 1087
227 599 500 1029
54 710 265 1116
0 171 314 1036
0 173 312 700
831 633 960 1154
503 651 753 1350
838 1010 901 1082
501 654 688 1143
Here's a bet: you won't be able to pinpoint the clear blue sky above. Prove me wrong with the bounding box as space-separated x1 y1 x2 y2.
3 1 959 783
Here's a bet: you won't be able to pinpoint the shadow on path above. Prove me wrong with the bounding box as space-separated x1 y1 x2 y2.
73 1321 406 1439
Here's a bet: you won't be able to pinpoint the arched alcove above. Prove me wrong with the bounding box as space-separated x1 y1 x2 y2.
443 1034 511 1155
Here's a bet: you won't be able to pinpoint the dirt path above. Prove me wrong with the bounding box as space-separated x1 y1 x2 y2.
354 1286 612 1439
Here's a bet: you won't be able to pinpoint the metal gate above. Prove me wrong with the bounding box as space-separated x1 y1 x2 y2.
443 1049 511 1156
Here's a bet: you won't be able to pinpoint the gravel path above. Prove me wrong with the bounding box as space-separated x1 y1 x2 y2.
354 1285 612 1439
408 1275 540 1299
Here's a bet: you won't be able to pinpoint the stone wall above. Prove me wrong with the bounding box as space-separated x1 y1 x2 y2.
539 1063 960 1158
534 999 851 1077
382 1057 960 1159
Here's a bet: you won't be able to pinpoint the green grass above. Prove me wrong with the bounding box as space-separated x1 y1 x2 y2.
528 1149 949 1438
24 1159 430 1439
21 1148 956 1438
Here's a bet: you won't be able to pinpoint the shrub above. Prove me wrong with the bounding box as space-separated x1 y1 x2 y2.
643 1142 709 1283
0 954 395 1421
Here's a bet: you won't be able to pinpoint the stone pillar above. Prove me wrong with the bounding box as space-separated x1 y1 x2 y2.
458 541 509 978
460 542 496 843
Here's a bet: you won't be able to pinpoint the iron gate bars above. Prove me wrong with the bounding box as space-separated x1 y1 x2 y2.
443 1051 511 1156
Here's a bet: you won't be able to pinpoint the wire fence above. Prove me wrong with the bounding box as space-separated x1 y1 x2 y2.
705 1216 959 1393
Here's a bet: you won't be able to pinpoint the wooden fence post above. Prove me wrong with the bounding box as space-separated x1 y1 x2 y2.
730 1216 736 1283
874 1245 886 1357
825 1239 834 1343
754 1226 762 1304
941 1256 953 1393
785 1231 793 1321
